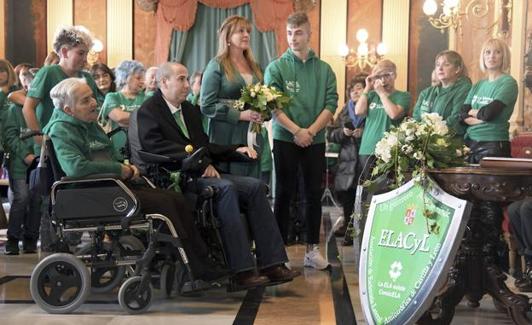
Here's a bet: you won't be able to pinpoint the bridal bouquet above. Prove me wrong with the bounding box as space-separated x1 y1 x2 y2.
369 112 469 189
233 83 290 133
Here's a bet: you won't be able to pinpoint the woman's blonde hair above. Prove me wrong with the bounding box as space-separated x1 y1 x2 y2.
479 38 511 73
216 15 262 82
0 59 18 89
372 59 397 75
435 50 468 78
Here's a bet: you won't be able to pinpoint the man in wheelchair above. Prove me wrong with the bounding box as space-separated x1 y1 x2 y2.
42 77 227 285
129 62 300 291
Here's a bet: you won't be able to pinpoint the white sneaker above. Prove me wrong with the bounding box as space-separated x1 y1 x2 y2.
304 246 330 270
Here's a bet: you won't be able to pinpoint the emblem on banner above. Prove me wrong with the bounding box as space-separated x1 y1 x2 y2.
404 207 416 225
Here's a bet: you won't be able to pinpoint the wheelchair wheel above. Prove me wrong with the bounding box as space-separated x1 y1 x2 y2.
159 263 176 298
118 276 152 314
30 253 90 314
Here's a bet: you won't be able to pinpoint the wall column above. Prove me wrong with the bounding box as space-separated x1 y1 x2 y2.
320 0 347 110
509 0 527 134
47 0 73 53
382 0 410 91
107 0 133 67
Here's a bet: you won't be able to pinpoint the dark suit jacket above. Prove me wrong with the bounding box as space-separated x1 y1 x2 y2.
131 89 240 173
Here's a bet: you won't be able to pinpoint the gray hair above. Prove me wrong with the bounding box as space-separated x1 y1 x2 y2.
50 78 87 110
115 60 146 90
53 25 93 54
156 62 185 84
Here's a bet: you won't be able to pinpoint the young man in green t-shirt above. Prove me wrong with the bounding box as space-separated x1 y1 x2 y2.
23 25 101 143
265 12 338 270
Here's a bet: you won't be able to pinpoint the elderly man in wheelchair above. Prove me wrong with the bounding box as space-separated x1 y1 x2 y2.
30 77 227 314
128 62 300 292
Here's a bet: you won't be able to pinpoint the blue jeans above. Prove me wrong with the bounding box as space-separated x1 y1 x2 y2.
195 174 288 272
7 177 42 240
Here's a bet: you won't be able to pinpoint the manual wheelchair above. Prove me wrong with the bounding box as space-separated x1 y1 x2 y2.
28 135 216 314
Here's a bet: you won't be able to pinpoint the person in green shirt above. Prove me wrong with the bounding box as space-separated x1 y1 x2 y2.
44 77 227 282
264 12 338 270
187 71 208 132
200 15 264 178
0 59 19 153
412 50 471 136
460 38 518 163
90 63 116 98
356 59 411 176
22 25 101 141
144 66 158 97
3 70 41 255
100 60 148 161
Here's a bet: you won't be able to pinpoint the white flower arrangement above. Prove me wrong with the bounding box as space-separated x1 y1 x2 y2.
368 112 469 188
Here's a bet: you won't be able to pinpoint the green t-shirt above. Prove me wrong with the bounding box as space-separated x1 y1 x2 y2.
100 91 147 160
27 64 102 128
412 77 471 136
464 74 518 142
359 90 411 155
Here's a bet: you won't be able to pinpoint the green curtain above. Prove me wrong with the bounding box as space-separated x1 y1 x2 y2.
169 3 277 76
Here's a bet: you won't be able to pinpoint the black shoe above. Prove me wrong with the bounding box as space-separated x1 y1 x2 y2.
227 271 269 292
23 238 37 254
5 239 19 255
260 265 301 286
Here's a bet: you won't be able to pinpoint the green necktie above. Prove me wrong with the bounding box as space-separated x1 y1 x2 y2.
173 109 189 138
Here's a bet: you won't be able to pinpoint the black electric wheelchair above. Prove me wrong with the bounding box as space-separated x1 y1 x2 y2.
27 134 217 314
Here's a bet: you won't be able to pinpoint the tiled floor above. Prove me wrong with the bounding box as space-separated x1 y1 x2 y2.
0 207 531 324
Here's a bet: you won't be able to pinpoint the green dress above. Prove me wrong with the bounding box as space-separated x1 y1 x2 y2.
200 59 262 178
100 91 147 161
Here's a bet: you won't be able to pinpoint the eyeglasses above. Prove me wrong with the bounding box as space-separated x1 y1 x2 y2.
371 72 394 81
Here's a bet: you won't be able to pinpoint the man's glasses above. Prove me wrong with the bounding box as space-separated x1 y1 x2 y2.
370 72 394 81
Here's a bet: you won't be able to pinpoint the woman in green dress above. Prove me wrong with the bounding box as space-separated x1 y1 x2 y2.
100 60 147 161
200 15 264 178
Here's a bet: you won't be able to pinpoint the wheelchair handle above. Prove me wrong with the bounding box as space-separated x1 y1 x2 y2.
20 129 44 140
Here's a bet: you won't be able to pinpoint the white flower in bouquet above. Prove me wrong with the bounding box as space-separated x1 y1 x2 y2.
375 138 392 163
234 100 245 110
250 90 256 98
413 151 423 160
401 144 413 154
386 133 399 147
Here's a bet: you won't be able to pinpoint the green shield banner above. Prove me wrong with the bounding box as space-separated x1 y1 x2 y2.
359 177 471 325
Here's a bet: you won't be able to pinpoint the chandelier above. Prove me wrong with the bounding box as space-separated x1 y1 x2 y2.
339 29 387 72
422 0 513 35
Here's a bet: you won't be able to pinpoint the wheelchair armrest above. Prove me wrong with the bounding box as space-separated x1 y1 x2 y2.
228 150 256 163
60 173 121 181
138 151 177 164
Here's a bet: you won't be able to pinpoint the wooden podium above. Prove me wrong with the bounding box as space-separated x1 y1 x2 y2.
419 165 532 324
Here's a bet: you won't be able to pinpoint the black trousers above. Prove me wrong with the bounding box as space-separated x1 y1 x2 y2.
130 185 215 277
273 140 325 244
508 198 532 264
465 140 510 265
